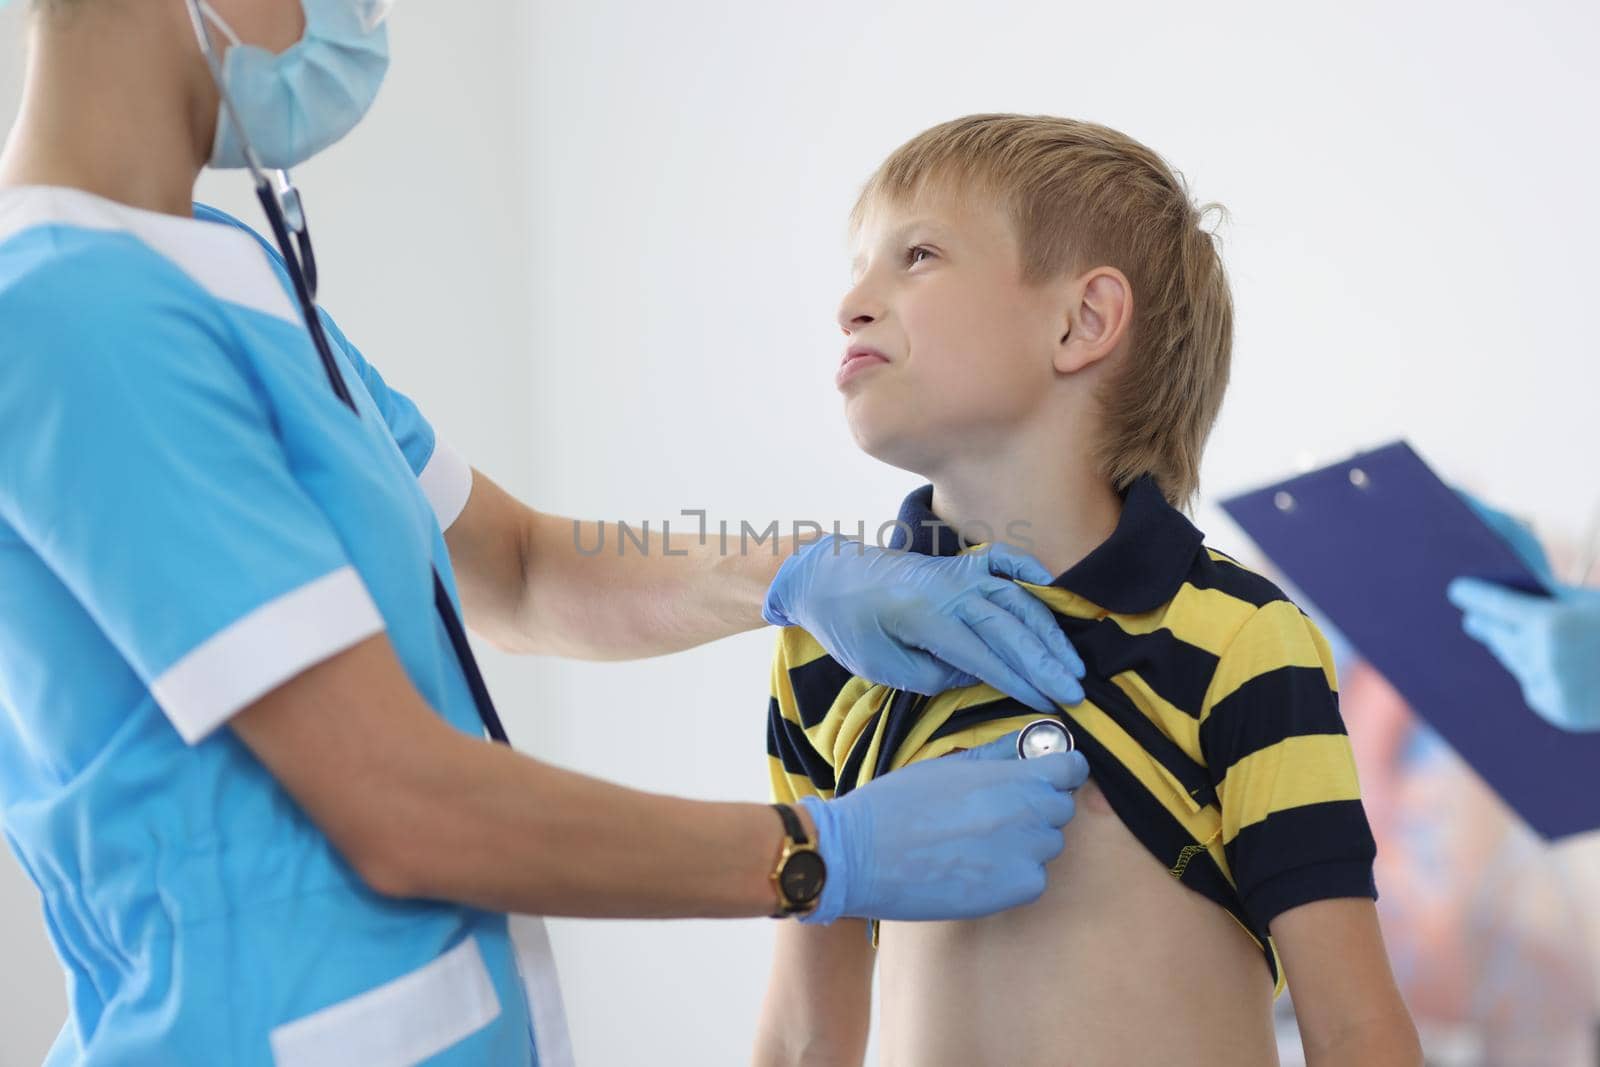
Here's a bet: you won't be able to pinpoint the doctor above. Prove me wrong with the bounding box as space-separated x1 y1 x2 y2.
0 2 1091 1065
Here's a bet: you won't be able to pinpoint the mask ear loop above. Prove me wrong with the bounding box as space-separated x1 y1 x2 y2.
184 0 316 291
194 0 241 47
186 0 261 176
357 0 398 33
183 0 343 399
184 0 318 297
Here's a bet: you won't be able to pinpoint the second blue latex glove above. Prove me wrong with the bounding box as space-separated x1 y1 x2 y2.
1449 491 1599 731
1457 490 1559 587
797 732 1091 924
1447 577 1600 732
763 534 1086 712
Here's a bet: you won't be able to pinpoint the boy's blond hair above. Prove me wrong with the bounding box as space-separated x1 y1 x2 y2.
851 114 1232 508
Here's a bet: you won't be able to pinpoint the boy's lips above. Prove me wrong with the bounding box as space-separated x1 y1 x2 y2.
837 345 891 388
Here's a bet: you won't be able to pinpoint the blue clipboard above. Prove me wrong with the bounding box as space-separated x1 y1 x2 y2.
1221 440 1596 840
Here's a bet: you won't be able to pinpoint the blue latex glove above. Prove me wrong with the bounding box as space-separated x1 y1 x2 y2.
1457 490 1558 587
764 534 1086 712
1447 578 1600 732
1449 491 1600 731
798 732 1091 923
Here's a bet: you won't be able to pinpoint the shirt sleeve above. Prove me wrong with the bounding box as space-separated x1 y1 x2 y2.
1199 599 1378 931
766 628 856 803
315 310 473 532
0 254 386 745
190 203 472 531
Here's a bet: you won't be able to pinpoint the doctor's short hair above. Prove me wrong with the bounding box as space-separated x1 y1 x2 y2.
850 114 1233 510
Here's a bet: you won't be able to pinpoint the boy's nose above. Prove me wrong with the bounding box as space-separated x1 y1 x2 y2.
836 291 883 334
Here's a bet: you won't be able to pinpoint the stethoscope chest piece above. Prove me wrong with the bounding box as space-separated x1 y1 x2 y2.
1017 718 1075 760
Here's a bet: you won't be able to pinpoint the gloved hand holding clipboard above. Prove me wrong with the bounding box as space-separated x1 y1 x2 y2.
1221 440 1595 840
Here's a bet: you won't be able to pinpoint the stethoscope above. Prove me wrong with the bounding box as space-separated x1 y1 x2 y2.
185 1 511 746
1017 718 1075 761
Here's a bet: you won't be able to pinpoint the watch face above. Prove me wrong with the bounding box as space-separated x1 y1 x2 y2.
780 849 826 906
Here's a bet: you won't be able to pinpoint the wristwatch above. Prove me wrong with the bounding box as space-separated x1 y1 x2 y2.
768 803 827 918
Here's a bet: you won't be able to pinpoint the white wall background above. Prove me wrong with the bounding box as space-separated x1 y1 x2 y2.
3 0 1598 1064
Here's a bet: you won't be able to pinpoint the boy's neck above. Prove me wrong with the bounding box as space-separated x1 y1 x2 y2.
928 448 1123 581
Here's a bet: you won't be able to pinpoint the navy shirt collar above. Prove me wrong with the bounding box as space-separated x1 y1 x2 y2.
888 474 1205 614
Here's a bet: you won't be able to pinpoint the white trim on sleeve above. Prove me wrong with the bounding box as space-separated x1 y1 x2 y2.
418 439 473 532
510 915 575 1067
150 566 385 745
268 935 501 1067
0 185 299 325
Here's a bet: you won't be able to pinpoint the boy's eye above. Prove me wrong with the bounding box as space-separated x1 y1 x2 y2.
905 245 934 267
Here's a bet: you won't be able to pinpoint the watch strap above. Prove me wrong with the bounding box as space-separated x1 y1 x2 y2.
770 802 809 845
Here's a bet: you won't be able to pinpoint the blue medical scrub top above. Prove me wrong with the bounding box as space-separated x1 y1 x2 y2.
0 186 571 1066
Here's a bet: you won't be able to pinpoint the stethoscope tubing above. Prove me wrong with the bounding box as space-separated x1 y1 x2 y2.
255 177 512 746
186 0 511 746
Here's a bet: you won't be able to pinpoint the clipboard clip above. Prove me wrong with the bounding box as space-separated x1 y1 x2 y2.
1274 466 1374 514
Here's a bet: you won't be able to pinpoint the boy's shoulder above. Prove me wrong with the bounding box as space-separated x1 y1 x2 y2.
1187 543 1297 613
1183 543 1329 646
1178 543 1339 711
1081 539 1337 720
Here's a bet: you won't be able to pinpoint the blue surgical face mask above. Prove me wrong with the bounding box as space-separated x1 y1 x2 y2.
192 0 392 170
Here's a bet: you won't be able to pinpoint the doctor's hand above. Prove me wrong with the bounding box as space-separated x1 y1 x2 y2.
796 732 1090 924
763 534 1085 711
1448 491 1600 732
1447 578 1600 732
1457 491 1558 586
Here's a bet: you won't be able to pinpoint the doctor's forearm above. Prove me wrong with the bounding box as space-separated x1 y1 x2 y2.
233 634 805 918
444 470 813 659
510 510 795 660
372 727 804 918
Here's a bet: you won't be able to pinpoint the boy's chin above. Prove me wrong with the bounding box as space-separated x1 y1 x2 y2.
847 418 941 479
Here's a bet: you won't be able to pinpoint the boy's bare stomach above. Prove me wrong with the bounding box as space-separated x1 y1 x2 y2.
877 777 1279 1067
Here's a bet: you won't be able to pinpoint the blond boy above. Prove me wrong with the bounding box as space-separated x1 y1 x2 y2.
754 115 1420 1066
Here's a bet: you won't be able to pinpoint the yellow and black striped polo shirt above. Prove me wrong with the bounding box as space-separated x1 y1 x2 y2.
765 475 1377 994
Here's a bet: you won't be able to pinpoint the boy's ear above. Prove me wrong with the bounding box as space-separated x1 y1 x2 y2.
1055 266 1132 375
